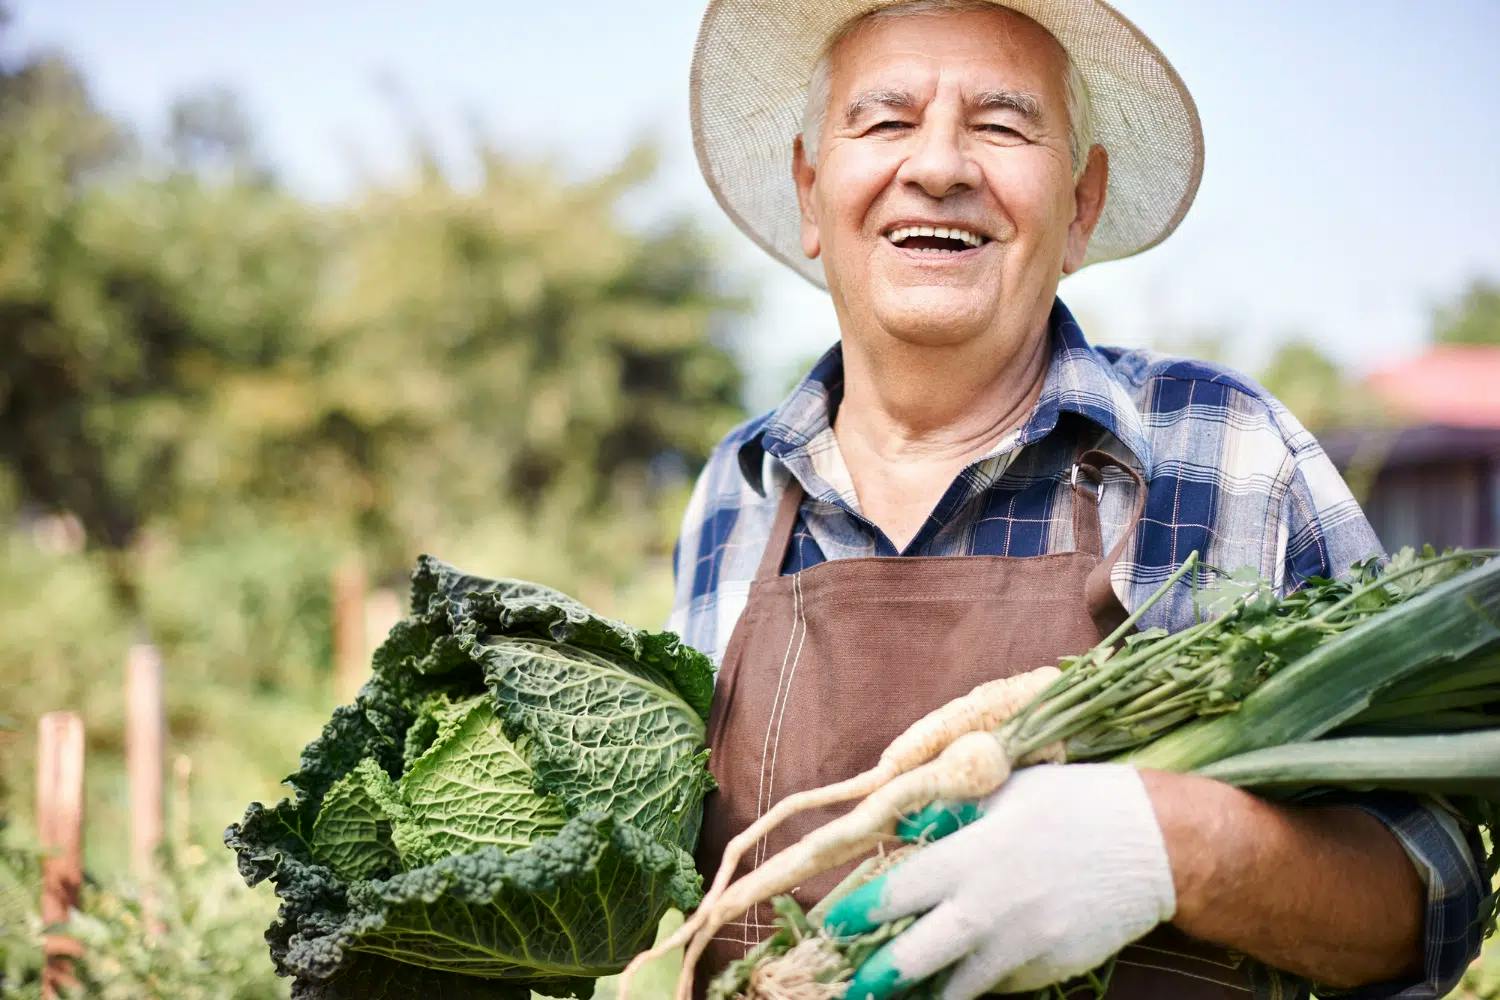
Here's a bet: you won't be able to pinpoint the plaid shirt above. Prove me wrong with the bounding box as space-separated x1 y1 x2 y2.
669 299 1489 999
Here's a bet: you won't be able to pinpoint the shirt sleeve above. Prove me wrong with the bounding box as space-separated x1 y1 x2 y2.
666 453 717 636
1272 419 1382 590
1275 436 1491 998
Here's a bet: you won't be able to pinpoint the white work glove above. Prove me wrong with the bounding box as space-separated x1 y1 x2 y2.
822 764 1176 1000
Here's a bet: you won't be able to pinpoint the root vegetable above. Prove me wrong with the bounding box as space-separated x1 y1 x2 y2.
675 730 1013 1000
745 936 847 1000
616 667 1059 997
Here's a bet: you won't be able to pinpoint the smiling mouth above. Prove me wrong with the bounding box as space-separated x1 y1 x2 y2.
885 225 990 254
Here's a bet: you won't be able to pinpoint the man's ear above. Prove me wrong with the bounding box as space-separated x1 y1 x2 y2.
792 135 821 260
1062 144 1108 274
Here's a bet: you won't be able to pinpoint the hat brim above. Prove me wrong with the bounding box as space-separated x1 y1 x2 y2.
690 0 1204 289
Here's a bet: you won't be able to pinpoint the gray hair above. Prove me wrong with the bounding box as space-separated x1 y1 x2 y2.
801 0 1096 179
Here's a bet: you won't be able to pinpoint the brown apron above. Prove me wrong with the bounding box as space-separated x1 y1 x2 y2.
696 450 1256 998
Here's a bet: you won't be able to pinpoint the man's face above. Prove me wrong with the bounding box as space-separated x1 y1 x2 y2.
794 7 1105 350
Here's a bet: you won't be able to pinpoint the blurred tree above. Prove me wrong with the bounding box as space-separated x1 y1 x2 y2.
0 51 140 602
1433 278 1500 347
0 46 746 610
305 141 745 569
0 52 319 607
166 85 269 183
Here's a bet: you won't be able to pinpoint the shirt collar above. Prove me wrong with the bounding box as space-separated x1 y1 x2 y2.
737 298 1152 496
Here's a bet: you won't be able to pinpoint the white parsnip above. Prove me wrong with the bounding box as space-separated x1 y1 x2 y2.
616 667 1058 998
674 730 1016 1000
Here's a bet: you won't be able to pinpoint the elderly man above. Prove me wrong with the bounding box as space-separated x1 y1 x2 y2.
670 1 1488 998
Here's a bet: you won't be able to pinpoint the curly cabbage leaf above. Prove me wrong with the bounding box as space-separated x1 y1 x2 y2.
310 758 401 881
484 637 714 853
392 696 568 864
225 556 715 999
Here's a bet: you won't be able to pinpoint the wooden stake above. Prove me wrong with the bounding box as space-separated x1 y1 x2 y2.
332 558 368 703
36 711 84 999
126 642 165 933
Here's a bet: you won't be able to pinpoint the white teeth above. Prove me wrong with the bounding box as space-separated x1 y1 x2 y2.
885 225 987 248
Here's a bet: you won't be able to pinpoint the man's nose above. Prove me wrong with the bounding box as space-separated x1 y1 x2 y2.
895 119 983 198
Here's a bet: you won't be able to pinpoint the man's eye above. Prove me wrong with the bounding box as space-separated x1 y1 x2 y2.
978 124 1022 137
868 121 913 133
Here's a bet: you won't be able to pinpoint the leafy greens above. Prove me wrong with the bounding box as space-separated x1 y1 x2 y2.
225 555 716 999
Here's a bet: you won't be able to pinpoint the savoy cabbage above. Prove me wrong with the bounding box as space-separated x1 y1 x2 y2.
225 556 716 999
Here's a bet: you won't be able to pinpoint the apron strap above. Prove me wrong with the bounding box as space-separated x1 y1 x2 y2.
755 456 1147 630
1074 449 1149 636
754 478 806 582
1069 466 1106 559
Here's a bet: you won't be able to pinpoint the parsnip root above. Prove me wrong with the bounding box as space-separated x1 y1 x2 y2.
742 935 847 1000
712 845 918 1000
617 666 1058 999
674 730 1014 1000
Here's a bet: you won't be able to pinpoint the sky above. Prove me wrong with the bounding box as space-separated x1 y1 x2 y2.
7 1 1500 409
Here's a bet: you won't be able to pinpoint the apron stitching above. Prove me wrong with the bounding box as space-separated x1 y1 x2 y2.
1115 957 1255 992
763 572 809 847
1126 943 1245 970
752 571 802 861
749 571 805 944
757 571 810 938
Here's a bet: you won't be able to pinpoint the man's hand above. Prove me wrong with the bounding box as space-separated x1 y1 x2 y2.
822 764 1175 1000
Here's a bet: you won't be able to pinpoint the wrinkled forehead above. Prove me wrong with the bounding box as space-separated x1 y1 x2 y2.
826 6 1071 106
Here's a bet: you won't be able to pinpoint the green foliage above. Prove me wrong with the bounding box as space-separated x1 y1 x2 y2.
0 54 319 581
1015 549 1495 763
1435 279 1500 347
592 910 686 1000
0 826 42 999
64 849 287 1000
225 558 714 999
315 144 744 545
0 821 285 1000
1121 550 1500 771
0 44 745 607
0 524 343 876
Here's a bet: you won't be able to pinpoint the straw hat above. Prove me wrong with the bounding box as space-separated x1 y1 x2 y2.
690 0 1204 288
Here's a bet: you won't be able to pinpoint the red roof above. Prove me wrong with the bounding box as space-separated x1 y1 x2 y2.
1365 345 1500 429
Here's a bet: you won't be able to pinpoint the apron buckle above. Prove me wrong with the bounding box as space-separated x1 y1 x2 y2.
1070 462 1106 504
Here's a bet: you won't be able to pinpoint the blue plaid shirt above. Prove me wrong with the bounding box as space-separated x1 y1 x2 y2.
670 299 1489 999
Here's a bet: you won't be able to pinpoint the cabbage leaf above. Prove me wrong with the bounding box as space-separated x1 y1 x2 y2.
226 556 715 999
